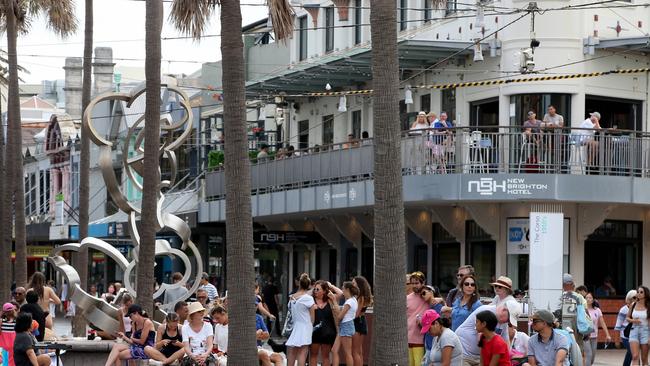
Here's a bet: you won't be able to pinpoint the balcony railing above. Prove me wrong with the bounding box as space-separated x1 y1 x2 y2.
205 126 650 199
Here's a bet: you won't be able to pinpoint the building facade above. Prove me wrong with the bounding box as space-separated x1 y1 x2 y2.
199 0 650 299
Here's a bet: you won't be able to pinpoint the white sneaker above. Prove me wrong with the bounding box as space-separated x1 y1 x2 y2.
148 360 163 366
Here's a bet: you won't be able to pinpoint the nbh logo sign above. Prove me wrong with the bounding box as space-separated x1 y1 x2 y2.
467 178 506 196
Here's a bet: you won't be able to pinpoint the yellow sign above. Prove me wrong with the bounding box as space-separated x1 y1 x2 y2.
11 246 53 259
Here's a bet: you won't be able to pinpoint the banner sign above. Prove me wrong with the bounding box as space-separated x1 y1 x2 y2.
528 212 564 312
507 218 569 255
253 231 322 244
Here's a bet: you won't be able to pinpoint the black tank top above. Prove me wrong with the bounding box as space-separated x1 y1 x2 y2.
160 326 182 357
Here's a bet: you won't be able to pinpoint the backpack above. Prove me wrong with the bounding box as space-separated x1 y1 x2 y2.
282 296 296 337
576 301 595 336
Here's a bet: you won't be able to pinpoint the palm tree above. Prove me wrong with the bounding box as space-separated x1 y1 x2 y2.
2 0 76 286
74 0 93 336
0 51 26 301
169 0 293 363
370 0 408 365
137 0 163 315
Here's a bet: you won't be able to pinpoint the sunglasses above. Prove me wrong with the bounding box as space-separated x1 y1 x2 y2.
313 288 321 292
420 291 431 298
15 292 24 295
494 285 507 290
532 319 544 324
456 274 464 278
463 282 476 287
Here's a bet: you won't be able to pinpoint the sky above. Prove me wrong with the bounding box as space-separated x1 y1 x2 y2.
0 0 269 84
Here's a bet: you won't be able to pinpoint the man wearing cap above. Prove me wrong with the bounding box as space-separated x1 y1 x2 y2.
527 309 570 366
199 272 219 302
578 112 602 172
455 303 519 366
560 273 587 353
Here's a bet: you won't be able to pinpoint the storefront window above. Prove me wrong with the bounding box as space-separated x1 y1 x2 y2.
585 220 641 297
466 221 495 297
432 223 460 293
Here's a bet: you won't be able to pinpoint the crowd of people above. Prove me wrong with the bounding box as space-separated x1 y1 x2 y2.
1 267 647 366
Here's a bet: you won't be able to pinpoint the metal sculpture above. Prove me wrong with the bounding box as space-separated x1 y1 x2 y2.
48 85 202 334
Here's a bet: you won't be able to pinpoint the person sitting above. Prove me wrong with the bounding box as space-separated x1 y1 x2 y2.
13 312 50 366
0 302 18 366
181 302 216 366
526 310 570 366
104 304 155 366
145 312 186 365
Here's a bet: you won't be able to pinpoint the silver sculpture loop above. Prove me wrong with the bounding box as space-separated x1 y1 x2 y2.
48 85 203 333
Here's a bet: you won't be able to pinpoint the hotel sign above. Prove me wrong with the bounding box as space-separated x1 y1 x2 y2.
463 176 551 199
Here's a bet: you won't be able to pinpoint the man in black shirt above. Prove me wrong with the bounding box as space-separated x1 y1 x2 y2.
20 290 47 342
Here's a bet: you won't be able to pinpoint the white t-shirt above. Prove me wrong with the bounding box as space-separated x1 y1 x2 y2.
511 331 530 355
182 322 214 355
342 297 358 323
214 323 228 353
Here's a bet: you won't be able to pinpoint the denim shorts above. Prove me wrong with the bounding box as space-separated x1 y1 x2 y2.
629 324 649 345
339 320 355 337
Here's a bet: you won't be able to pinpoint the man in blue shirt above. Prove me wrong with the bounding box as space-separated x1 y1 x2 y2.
528 310 570 366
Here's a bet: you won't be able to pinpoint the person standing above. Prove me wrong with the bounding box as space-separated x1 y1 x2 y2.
257 144 270 162
352 276 372 366
615 290 638 366
448 275 481 331
162 273 189 310
407 271 429 366
585 292 611 365
0 302 18 366
262 276 281 335
446 265 475 306
285 273 316 366
310 281 338 366
199 273 219 302
476 310 510 366
542 105 565 171
338 282 359 366
490 276 517 307
627 286 650 366
27 272 61 318
20 291 47 342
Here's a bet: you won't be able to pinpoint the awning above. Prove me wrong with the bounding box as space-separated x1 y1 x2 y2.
246 39 482 95
592 36 650 52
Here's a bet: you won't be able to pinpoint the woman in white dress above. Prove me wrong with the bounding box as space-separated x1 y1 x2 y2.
286 273 315 366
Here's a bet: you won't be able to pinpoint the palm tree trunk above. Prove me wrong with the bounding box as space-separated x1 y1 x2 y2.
221 0 257 364
7 0 27 286
0 91 10 301
73 0 93 336
370 0 408 365
137 0 163 315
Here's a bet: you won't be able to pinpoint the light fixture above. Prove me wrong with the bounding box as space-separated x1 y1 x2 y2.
325 83 332 90
404 85 414 104
473 41 484 62
338 94 347 112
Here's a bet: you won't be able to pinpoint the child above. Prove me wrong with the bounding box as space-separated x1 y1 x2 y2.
476 310 510 366
1 302 18 366
13 312 50 366
338 281 359 366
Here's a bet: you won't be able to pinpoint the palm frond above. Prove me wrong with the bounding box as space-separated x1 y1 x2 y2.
43 0 77 37
267 0 294 42
169 0 218 41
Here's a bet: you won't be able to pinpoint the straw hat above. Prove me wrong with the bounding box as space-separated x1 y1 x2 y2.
490 276 513 291
187 302 206 316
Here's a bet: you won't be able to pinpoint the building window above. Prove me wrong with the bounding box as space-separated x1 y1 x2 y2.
325 7 335 52
441 89 456 123
298 16 308 61
39 170 50 215
322 115 334 145
354 0 362 45
466 220 496 297
446 0 457 15
400 0 408 31
420 94 431 113
424 0 432 22
351 110 362 138
298 120 309 150
432 223 460 293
